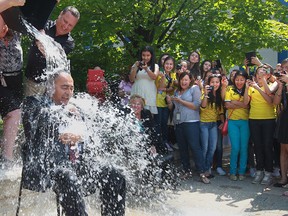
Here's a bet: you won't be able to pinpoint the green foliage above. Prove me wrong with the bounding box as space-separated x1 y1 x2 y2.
21 0 288 90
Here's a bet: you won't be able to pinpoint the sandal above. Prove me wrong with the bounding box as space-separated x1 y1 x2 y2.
200 174 210 184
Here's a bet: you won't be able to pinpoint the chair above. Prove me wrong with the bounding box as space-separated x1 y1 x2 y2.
15 167 62 216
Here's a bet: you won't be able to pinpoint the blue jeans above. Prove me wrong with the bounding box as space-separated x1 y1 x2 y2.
175 122 205 173
228 119 250 175
154 107 169 143
200 122 218 172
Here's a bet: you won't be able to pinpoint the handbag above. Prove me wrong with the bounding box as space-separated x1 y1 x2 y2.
221 119 229 136
221 108 236 136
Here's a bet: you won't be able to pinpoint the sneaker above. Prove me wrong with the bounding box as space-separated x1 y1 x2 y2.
261 171 273 185
216 167 226 176
252 170 264 184
238 175 246 181
230 174 237 181
249 167 256 178
272 167 281 178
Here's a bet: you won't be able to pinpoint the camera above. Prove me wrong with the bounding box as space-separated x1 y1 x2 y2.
274 72 282 77
207 86 214 91
138 61 144 67
176 63 182 70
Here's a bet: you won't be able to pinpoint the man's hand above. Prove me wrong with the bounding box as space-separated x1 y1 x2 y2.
59 133 81 146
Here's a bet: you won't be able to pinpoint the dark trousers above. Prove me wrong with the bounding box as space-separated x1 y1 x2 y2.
249 119 275 172
52 162 126 216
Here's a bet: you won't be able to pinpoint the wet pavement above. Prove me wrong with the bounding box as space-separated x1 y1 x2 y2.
1 163 288 216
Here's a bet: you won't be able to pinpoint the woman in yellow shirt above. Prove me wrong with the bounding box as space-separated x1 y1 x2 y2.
155 56 176 152
244 65 276 185
200 74 224 178
225 70 250 181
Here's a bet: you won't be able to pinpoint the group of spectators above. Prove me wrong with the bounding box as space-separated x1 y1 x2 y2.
122 45 288 195
1 2 127 216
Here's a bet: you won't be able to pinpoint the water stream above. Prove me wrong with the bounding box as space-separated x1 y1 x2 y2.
13 18 179 215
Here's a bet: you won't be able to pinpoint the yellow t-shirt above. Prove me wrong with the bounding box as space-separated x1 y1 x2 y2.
156 72 177 107
200 93 224 122
224 87 249 120
248 86 275 119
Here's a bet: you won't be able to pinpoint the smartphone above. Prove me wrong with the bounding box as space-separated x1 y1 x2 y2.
248 75 254 80
274 72 282 77
245 51 256 66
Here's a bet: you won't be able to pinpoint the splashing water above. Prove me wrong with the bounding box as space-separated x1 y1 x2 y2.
15 18 179 215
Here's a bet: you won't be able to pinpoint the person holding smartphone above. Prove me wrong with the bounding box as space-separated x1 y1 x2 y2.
244 65 276 185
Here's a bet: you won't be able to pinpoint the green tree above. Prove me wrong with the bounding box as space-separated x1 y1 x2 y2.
53 0 288 90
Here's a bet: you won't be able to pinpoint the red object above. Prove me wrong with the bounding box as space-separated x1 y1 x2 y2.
221 119 228 136
86 69 108 103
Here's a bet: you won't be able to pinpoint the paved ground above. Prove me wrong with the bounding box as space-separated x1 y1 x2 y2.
1 163 288 216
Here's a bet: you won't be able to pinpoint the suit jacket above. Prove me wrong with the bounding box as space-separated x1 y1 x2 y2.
22 95 69 192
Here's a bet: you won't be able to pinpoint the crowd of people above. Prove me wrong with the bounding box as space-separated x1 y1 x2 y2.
1 0 288 215
122 45 288 194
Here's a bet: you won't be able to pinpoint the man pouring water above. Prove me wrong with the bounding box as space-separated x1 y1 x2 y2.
21 71 126 215
24 6 80 96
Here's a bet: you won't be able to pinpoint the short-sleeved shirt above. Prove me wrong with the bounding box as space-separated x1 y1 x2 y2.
247 86 275 119
200 93 224 122
156 72 177 107
224 87 249 120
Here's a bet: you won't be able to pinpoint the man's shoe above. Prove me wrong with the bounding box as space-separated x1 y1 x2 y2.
252 170 264 184
261 171 273 185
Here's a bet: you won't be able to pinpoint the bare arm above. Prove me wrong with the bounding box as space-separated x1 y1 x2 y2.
0 0 25 12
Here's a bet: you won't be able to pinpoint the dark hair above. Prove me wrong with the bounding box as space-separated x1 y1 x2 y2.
163 55 175 71
232 70 247 96
62 6 80 19
177 72 192 92
158 53 170 68
200 60 212 78
188 51 201 76
138 46 156 72
207 74 222 110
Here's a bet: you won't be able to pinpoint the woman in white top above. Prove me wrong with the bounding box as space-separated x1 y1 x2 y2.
130 46 159 114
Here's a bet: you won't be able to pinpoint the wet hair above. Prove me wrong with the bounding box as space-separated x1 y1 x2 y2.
62 6 80 20
177 72 192 92
163 55 175 71
232 70 248 96
46 70 71 98
138 46 156 72
207 74 222 110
